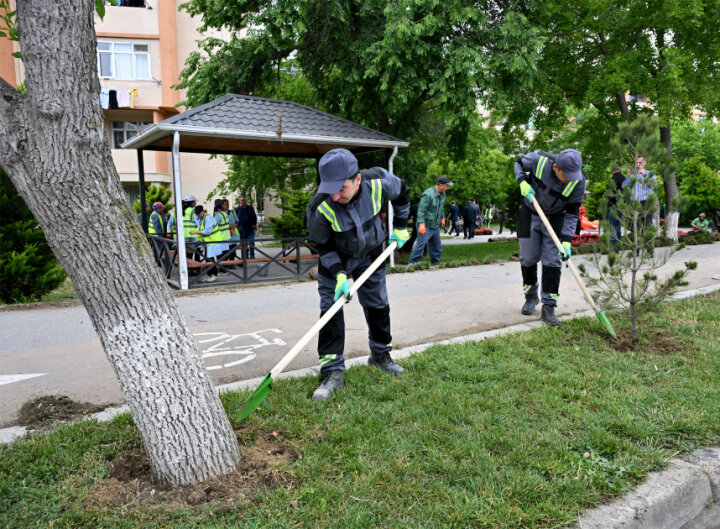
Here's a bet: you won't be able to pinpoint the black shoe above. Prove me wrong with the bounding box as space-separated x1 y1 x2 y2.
541 304 560 326
368 352 404 376
521 295 539 315
312 370 345 401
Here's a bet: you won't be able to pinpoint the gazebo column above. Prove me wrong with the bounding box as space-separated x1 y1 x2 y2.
138 149 148 233
387 146 398 267
171 131 189 290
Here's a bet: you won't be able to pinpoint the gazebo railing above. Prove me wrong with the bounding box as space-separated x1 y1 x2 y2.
147 235 318 288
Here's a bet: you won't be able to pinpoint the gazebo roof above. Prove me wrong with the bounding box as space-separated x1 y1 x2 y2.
122 93 408 157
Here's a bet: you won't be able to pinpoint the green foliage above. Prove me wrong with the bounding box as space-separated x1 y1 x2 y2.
268 189 313 238
132 184 174 214
0 169 66 304
677 157 720 225
673 120 720 171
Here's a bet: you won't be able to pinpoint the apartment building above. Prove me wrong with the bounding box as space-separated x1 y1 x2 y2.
1 0 232 209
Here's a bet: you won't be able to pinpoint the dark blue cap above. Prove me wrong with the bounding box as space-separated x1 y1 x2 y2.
555 149 584 181
318 149 359 194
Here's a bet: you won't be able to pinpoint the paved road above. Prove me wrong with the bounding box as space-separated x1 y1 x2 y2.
1 239 718 427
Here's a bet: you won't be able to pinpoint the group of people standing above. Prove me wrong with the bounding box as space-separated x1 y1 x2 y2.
142 195 258 283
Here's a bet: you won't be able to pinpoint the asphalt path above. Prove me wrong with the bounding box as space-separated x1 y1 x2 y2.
1 237 719 428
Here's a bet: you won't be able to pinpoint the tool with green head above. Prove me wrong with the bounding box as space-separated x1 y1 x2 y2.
530 198 617 338
237 240 399 420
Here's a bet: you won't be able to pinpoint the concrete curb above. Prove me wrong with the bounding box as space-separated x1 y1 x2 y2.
576 448 720 529
2 284 720 527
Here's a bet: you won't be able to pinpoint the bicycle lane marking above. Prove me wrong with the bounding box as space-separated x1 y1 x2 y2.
194 328 287 370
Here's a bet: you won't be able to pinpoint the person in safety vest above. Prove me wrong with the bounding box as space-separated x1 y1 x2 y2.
190 205 222 283
306 148 411 401
148 202 166 263
213 198 231 269
515 149 586 326
223 198 240 262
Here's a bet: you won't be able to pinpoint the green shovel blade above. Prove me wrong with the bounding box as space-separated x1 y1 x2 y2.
596 311 617 339
237 374 273 421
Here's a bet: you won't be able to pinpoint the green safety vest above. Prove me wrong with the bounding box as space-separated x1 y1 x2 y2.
148 211 163 236
183 207 196 238
216 211 232 241
199 214 222 243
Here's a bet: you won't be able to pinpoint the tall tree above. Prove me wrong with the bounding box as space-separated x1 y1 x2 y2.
177 0 542 186
486 0 720 240
0 1 238 485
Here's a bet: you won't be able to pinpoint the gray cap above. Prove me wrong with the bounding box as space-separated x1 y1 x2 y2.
184 195 198 202
436 176 454 186
318 149 359 194
555 149 584 181
700 212 706 217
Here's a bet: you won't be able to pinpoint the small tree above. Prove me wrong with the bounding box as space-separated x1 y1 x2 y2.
579 116 696 342
0 168 66 303
269 190 313 238
133 184 174 215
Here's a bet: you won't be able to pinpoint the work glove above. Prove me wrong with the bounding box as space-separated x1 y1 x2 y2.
441 217 446 227
519 181 535 202
559 241 572 261
334 273 350 302
389 228 410 249
418 222 426 235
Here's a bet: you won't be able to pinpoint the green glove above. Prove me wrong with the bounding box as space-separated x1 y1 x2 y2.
389 228 410 249
334 273 350 302
559 241 572 261
519 181 535 202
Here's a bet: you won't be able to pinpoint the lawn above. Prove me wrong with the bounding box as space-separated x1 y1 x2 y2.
393 239 519 269
2 293 719 528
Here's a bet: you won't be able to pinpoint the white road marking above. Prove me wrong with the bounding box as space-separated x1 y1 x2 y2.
194 328 286 371
0 373 47 386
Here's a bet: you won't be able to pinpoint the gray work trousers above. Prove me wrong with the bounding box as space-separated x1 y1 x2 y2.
518 211 563 306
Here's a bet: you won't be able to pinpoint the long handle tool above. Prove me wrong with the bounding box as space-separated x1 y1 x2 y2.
237 241 399 420
530 199 617 339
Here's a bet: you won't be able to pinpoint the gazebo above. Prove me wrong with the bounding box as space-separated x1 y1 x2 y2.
122 94 409 290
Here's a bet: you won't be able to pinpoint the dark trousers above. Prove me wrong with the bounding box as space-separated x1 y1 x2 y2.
463 220 475 238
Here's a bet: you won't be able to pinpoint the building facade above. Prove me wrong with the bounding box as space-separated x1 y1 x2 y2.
1 0 233 212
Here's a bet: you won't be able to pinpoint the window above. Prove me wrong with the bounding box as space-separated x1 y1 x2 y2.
97 42 151 80
112 121 152 148
117 0 147 6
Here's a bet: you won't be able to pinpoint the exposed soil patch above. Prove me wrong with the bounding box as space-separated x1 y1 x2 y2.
84 429 295 511
590 329 686 355
17 395 106 430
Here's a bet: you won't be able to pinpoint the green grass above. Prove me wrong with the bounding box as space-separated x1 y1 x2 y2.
39 278 77 302
393 240 519 269
2 293 720 528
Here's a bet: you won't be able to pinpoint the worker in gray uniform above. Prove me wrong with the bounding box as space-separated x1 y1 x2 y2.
307 148 411 401
515 149 585 326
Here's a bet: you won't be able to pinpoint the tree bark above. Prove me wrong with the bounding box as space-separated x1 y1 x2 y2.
660 125 679 242
0 0 238 486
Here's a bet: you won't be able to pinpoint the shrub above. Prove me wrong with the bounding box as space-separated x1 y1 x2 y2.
0 168 67 303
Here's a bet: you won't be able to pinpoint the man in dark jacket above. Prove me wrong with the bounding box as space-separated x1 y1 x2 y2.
606 163 626 248
306 149 411 401
462 200 476 239
235 197 257 259
516 149 586 326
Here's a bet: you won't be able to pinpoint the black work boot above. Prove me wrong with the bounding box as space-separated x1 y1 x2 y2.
541 304 560 326
312 370 345 401
521 295 539 315
368 352 405 376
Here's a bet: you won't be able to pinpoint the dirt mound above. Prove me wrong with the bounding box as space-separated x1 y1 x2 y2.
85 429 295 511
17 395 106 430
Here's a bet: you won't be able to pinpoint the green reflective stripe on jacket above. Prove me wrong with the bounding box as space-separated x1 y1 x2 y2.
371 178 382 215
562 180 579 197
536 156 549 180
217 211 232 241
318 202 342 232
183 207 195 238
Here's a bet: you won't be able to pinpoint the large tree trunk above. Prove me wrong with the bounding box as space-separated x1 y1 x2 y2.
660 125 679 242
0 1 238 486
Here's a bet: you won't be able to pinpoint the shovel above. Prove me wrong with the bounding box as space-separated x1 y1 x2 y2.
529 198 617 339
237 241 399 420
